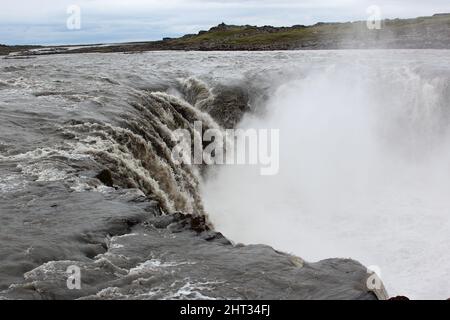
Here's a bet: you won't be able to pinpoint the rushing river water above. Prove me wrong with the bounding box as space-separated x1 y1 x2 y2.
0 50 449 299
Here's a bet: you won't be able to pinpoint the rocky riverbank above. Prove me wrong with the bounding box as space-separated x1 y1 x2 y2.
2 13 449 57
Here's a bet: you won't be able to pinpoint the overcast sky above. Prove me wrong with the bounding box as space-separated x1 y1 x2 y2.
1 0 449 45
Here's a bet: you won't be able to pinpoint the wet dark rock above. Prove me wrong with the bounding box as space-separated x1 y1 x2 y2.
199 231 232 245
146 212 231 245
209 85 251 128
95 169 114 187
389 296 410 300
161 212 211 234
145 214 178 229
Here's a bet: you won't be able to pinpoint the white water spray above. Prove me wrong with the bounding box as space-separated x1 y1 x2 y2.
202 57 450 299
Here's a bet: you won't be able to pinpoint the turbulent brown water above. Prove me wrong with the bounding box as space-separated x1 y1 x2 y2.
0 50 449 299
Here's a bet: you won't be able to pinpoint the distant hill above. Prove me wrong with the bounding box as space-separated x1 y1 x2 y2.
157 13 450 50
2 13 450 56
0 44 40 56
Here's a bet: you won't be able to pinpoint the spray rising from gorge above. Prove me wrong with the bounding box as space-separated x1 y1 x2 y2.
202 52 450 299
